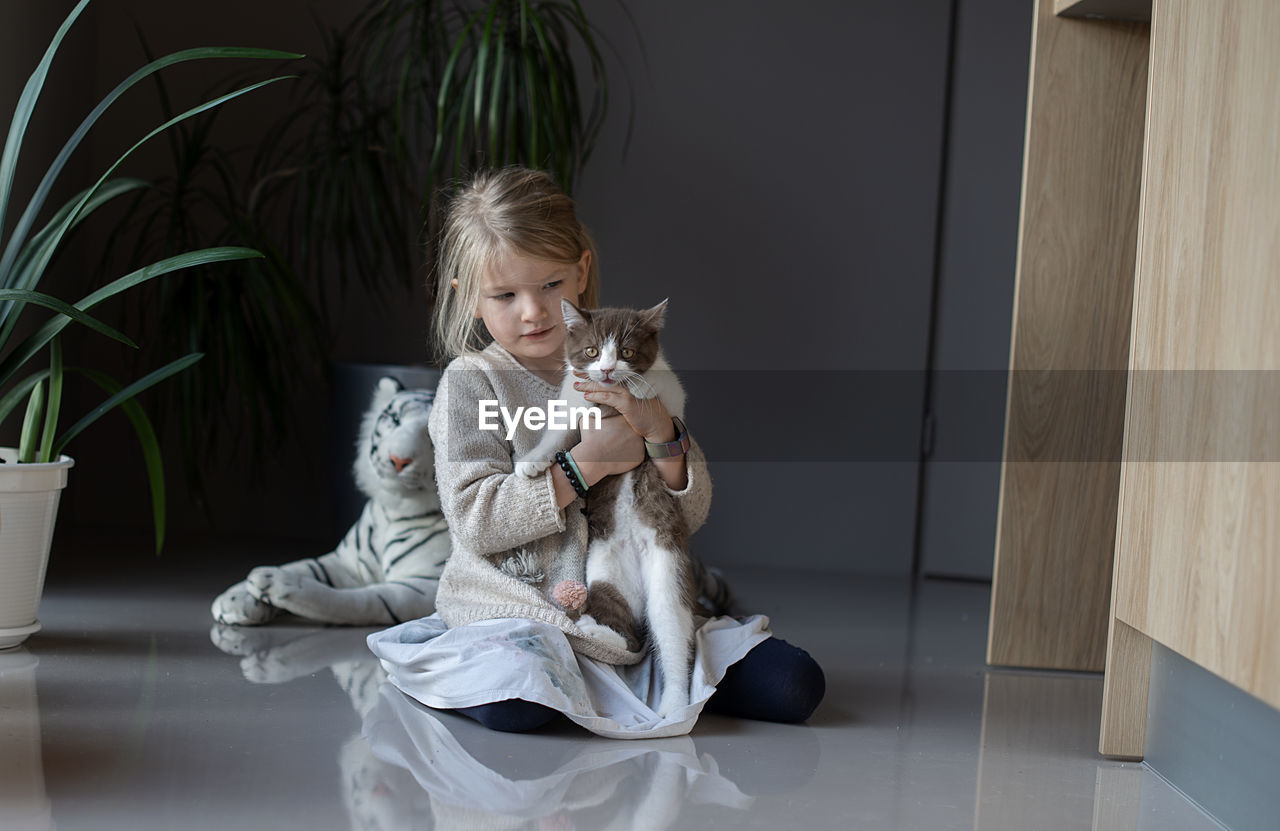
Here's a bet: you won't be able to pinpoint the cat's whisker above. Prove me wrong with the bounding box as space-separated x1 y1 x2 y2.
618 370 658 399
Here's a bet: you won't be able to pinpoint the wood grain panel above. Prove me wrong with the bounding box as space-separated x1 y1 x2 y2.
1107 0 1280 719
1098 617 1152 757
988 0 1148 671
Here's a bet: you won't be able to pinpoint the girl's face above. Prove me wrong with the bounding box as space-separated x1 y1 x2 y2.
472 248 590 377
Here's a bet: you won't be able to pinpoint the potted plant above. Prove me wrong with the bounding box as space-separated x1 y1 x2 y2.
103 0 630 524
0 0 297 649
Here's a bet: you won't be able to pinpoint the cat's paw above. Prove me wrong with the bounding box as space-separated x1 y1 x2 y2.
211 580 277 625
552 580 588 611
515 458 552 478
656 690 690 719
576 614 630 652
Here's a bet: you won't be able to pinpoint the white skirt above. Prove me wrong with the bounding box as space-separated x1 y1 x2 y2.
366 613 772 740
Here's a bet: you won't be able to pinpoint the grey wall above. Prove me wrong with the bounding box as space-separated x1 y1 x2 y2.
917 0 1033 579
5 0 1030 578
573 0 952 575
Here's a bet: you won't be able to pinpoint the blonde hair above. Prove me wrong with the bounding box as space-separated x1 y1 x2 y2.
432 167 601 363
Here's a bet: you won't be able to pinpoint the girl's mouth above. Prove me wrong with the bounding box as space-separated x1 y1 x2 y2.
524 327 553 339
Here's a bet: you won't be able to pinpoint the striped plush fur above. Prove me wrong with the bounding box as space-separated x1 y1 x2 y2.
212 377 450 625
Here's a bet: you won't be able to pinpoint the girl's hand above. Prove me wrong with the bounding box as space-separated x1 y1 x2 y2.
571 414 645 483
573 373 677 444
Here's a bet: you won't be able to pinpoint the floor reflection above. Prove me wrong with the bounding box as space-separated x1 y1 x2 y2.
212 622 393 830
0 648 51 831
361 684 754 830
976 670 1148 831
210 621 756 830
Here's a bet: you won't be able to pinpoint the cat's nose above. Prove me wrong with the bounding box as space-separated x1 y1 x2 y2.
389 455 412 473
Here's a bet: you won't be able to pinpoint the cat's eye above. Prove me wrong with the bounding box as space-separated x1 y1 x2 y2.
621 348 635 360
585 347 599 358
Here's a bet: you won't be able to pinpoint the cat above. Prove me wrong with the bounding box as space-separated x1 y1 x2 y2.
517 298 698 717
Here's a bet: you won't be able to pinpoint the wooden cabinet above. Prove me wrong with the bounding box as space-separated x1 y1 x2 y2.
989 0 1280 760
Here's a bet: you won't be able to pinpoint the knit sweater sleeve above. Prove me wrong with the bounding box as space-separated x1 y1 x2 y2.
665 437 712 534
429 357 566 555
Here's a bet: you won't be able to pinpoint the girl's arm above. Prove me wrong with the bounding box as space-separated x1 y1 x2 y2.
430 364 569 553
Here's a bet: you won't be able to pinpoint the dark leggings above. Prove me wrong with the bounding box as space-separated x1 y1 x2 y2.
455 637 826 733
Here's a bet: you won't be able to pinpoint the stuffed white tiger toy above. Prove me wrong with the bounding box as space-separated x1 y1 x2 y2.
211 377 450 625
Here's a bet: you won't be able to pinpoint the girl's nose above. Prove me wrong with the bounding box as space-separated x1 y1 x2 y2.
520 297 545 322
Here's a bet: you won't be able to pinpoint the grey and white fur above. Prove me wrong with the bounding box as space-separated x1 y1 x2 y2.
517 298 698 717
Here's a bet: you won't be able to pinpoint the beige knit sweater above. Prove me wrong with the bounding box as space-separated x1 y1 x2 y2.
429 341 713 665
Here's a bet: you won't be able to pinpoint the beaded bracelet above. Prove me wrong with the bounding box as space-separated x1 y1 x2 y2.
555 450 589 498
564 450 588 490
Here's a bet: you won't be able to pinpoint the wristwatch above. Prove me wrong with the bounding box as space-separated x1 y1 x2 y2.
644 417 691 458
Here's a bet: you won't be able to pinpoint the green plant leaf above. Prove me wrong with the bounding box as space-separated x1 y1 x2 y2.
487 14 508 161
73 368 168 554
0 45 301 286
433 8 476 175
8 77 292 304
0 0 90 244
38 337 62 463
7 178 148 281
17 381 45 463
0 247 260 392
78 246 262 309
52 353 203 457
0 289 136 347
474 4 498 148
0 178 149 342
0 372 49 429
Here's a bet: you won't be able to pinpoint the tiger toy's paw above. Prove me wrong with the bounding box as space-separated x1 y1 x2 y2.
211 580 278 626
515 458 552 478
238 649 297 685
552 580 588 612
246 566 316 617
209 623 254 656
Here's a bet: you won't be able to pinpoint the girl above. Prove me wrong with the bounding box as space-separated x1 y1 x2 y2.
366 167 825 738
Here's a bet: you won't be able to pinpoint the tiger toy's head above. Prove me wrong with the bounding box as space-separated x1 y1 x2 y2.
354 377 437 504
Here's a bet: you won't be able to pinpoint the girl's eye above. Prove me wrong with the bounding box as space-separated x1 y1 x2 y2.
621 348 635 360
543 280 563 290
492 293 513 301
585 347 599 358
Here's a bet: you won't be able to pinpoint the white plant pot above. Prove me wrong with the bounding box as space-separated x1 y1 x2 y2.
0 449 73 650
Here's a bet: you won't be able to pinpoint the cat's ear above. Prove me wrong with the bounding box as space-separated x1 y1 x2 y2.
561 298 590 331
639 299 668 331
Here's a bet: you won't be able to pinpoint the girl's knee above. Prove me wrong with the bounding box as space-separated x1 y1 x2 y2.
711 638 826 723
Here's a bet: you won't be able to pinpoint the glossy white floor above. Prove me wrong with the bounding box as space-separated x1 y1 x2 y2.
2 552 1222 830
